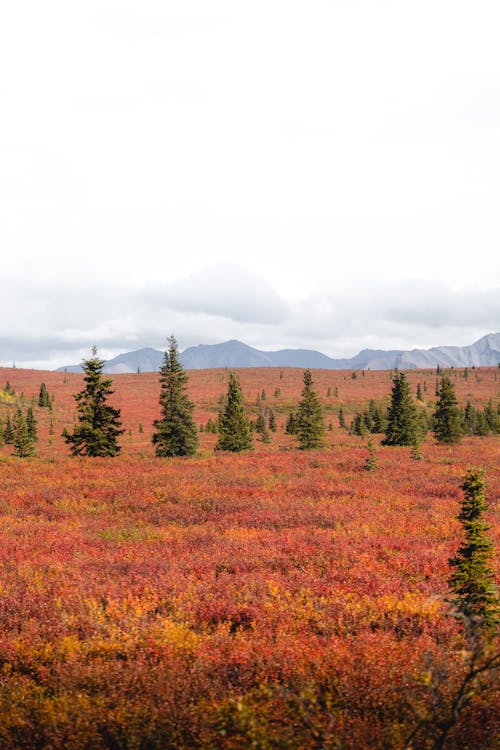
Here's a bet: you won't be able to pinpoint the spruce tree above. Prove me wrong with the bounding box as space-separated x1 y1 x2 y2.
4 415 14 444
353 413 366 437
268 408 277 432
255 411 271 443
364 439 379 471
463 401 476 435
26 406 38 442
433 376 463 444
38 382 50 407
285 411 298 435
12 408 35 457
483 399 499 434
152 336 198 457
216 371 253 452
448 469 499 634
382 371 418 446
63 346 124 457
255 411 266 435
296 369 325 449
338 406 346 430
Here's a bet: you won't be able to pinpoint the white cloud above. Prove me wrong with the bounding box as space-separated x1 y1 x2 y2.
0 2 499 366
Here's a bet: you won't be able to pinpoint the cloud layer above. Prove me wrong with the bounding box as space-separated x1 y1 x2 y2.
1 4 500 367
1 263 498 368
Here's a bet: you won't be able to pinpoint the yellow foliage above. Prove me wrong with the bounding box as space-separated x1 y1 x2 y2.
153 619 202 654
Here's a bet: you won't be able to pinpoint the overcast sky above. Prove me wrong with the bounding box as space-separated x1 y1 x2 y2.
1 1 499 368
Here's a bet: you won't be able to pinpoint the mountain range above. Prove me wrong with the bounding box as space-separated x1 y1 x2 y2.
57 333 500 373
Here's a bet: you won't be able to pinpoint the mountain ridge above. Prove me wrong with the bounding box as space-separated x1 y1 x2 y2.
57 333 500 373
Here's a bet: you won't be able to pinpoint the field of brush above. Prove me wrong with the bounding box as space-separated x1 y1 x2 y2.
0 366 498 749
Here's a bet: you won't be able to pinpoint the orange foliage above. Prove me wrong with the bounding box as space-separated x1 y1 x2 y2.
0 366 498 747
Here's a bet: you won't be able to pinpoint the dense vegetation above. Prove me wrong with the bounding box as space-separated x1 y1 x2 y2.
0 364 498 748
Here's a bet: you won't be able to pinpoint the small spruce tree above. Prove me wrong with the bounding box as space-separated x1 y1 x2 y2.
63 347 124 457
433 376 463 444
38 382 51 407
26 406 38 442
255 411 270 443
152 336 198 457
285 411 298 435
463 401 476 435
295 369 325 449
448 469 499 635
216 371 253 452
382 371 418 446
13 408 35 457
364 439 379 471
268 408 277 432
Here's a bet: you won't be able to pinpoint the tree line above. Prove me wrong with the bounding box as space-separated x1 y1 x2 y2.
0 381 54 457
1 343 498 459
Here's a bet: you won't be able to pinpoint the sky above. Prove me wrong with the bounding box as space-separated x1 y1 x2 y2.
1 1 499 369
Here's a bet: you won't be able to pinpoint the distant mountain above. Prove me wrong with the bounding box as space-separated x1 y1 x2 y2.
57 333 500 373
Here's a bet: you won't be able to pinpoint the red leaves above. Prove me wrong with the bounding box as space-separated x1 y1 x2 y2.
0 366 498 747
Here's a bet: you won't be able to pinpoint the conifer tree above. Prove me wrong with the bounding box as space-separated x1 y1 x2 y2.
433 376 463 444
352 413 366 437
63 347 124 457
463 401 476 435
473 410 489 437
152 336 198 457
4 415 14 444
366 399 383 433
382 371 418 446
448 469 499 634
285 411 298 435
295 369 325 449
12 408 35 457
255 411 271 443
216 371 253 452
410 438 423 461
38 382 50 407
483 399 499 434
268 408 277 432
364 439 379 471
255 412 266 435
26 406 38 442
338 406 346 430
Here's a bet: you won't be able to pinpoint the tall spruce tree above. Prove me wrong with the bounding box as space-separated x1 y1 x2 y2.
63 347 124 457
448 469 499 634
382 371 418 446
216 371 253 452
152 336 198 457
433 376 463 444
296 369 325 449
